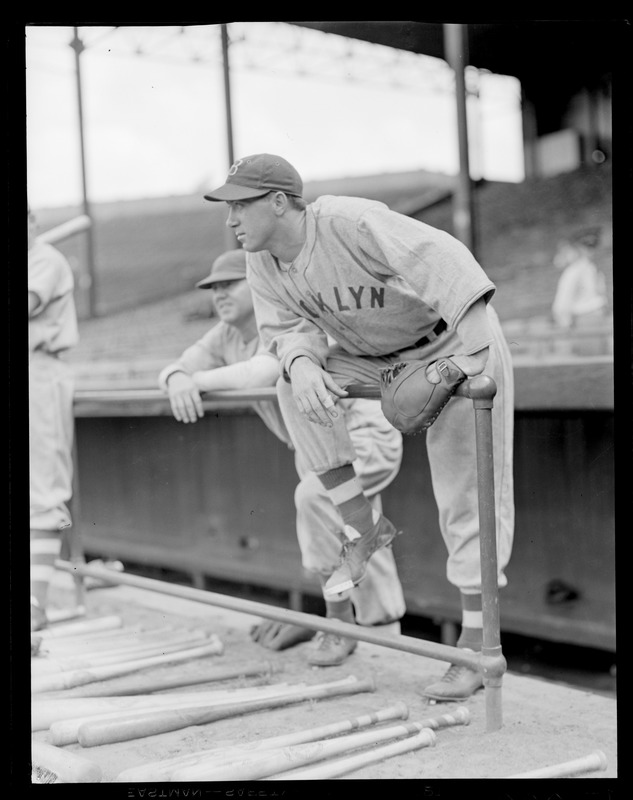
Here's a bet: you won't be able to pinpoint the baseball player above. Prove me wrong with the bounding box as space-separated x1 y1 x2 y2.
158 249 406 667
28 207 79 631
203 154 515 700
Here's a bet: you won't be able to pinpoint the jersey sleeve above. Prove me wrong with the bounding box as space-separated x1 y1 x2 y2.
158 324 228 389
453 297 495 356
357 204 496 329
28 243 74 314
247 256 331 378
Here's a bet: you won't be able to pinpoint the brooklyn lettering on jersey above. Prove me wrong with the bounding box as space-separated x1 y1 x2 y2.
299 285 385 318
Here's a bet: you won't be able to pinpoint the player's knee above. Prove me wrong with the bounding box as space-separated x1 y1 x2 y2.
294 476 321 514
276 375 293 404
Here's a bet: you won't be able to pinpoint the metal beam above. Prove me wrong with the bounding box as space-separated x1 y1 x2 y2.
443 23 476 255
70 28 98 317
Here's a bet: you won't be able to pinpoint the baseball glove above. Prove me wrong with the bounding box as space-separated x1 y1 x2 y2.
380 357 467 434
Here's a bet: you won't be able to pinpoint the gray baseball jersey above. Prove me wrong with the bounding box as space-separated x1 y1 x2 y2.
246 195 496 375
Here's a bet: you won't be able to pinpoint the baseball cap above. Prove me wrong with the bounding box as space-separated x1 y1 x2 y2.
570 227 602 249
195 249 247 289
204 154 303 202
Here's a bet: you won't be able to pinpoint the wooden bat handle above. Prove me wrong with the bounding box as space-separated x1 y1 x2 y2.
264 728 437 781
417 706 470 729
32 632 211 674
508 750 608 778
35 615 123 640
76 660 280 697
31 639 223 692
78 677 375 747
38 215 91 245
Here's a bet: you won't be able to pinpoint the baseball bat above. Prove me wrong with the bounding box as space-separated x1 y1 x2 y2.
32 631 212 674
38 215 92 245
67 660 281 697
264 727 437 780
173 709 466 782
508 750 608 778
77 675 375 747
35 615 124 640
32 617 127 657
37 625 178 654
31 638 224 693
173 719 437 781
31 740 102 784
34 680 301 730
44 606 86 624
45 683 307 746
114 702 410 782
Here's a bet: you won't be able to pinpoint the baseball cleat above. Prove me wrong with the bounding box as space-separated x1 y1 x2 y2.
420 656 484 701
250 620 315 650
324 515 401 597
307 631 358 667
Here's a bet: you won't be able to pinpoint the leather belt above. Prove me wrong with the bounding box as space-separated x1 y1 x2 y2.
394 319 447 355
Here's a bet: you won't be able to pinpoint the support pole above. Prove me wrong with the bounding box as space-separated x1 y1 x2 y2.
220 24 235 168
347 376 505 731
70 28 97 317
443 23 476 256
220 23 238 252
462 375 505 731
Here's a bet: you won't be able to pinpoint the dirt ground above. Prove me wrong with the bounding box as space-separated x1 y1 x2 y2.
28 573 618 794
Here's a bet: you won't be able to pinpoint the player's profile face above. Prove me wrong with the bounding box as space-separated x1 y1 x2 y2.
225 195 277 252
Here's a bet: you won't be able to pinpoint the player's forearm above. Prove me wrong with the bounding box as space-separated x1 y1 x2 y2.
158 343 218 391
193 355 279 392
450 298 493 375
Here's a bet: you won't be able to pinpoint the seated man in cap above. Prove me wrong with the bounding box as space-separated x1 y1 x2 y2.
158 249 406 667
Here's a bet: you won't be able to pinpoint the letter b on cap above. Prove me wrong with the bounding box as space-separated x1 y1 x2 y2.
228 159 243 176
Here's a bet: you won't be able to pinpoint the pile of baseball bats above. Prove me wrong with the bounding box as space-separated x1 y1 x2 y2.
30 613 468 781
30 611 611 782
117 705 471 782
32 613 406 780
31 615 224 693
33 674 374 743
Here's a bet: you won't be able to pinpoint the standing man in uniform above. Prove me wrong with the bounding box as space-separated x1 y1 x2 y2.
203 154 515 700
28 208 79 631
158 249 406 666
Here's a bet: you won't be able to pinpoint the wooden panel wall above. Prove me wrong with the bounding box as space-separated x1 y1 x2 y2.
73 406 615 652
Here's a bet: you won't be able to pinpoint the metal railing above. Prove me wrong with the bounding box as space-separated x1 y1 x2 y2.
60 374 506 731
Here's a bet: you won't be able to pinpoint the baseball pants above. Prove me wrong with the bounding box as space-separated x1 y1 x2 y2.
29 351 75 532
293 408 406 625
277 306 514 593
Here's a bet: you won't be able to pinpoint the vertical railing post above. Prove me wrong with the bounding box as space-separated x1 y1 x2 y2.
461 375 506 731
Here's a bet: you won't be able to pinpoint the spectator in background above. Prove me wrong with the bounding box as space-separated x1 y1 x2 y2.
28 207 79 631
551 227 608 330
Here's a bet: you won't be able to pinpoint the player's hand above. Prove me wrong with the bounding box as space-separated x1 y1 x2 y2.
426 348 490 382
167 372 204 423
288 357 348 427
